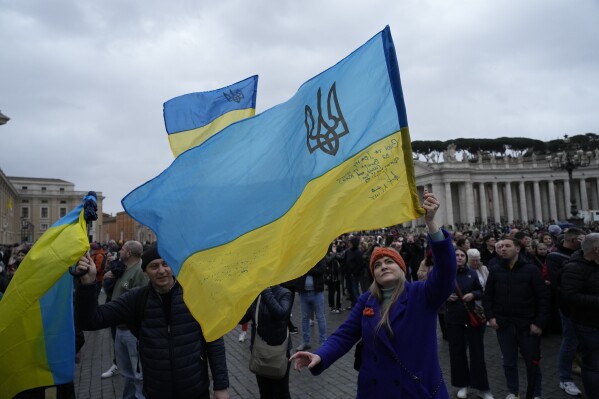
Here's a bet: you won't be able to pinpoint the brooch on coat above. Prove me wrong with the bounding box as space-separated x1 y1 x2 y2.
363 307 375 317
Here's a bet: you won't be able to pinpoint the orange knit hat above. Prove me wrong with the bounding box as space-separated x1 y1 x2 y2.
369 247 407 276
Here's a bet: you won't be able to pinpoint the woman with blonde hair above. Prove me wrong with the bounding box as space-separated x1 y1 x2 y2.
291 193 457 398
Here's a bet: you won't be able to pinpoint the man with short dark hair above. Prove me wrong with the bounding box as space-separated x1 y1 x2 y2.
483 237 548 399
561 233 599 399
546 227 585 396
480 235 497 266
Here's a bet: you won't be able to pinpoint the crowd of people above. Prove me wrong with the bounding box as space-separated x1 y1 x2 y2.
2 195 599 399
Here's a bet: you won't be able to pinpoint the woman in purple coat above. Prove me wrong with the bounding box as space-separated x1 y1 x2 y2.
291 192 456 398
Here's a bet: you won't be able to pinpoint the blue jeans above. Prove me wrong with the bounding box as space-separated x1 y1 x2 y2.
574 323 599 399
559 311 578 382
299 290 327 345
495 324 542 397
115 328 145 399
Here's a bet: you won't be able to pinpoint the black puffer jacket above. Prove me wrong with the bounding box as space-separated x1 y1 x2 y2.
561 250 599 329
241 285 292 348
76 281 229 398
483 257 548 330
445 266 484 326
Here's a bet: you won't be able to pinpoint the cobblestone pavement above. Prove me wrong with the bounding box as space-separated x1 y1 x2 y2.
74 293 583 398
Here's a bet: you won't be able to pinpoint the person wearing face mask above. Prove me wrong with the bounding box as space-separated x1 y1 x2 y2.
445 247 493 399
290 193 457 398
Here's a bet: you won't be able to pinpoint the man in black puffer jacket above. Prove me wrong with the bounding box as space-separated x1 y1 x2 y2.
483 236 548 399
75 246 230 399
561 233 599 399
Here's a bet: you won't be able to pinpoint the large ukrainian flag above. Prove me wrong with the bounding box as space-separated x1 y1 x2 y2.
0 198 90 399
164 75 258 157
123 26 423 341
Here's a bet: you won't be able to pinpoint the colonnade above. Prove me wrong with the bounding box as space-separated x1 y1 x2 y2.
412 158 599 228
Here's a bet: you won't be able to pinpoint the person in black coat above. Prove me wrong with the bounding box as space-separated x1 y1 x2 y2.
445 247 492 399
561 233 599 399
483 237 548 399
241 285 293 399
74 246 230 399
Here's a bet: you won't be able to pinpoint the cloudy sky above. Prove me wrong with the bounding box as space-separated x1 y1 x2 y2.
1 0 598 215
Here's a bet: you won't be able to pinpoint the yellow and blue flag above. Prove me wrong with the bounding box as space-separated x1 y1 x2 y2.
123 26 423 341
164 75 258 157
0 197 91 399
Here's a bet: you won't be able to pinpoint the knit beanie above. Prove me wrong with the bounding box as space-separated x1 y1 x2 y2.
369 247 407 276
141 245 160 271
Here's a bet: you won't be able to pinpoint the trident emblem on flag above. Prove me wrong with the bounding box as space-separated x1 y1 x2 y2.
305 82 349 156
223 89 244 103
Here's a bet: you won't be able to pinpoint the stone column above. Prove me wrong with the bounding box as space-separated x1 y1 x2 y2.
519 181 528 223
492 182 500 222
505 182 514 224
432 182 445 227
533 181 543 223
580 178 589 211
548 180 558 222
465 181 475 225
445 182 454 228
479 183 488 224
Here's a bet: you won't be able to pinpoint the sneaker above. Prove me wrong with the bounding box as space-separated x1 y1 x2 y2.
238 331 246 342
478 391 494 399
101 364 118 379
296 343 311 351
457 387 468 398
560 381 582 396
505 394 519 399
289 327 299 335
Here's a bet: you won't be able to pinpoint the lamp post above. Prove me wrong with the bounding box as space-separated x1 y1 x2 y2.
547 135 592 226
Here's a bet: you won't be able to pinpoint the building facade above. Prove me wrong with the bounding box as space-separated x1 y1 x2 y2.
5 176 103 244
412 153 599 229
0 168 20 244
102 211 155 244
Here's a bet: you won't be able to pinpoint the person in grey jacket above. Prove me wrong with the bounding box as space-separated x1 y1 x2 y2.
75 246 230 399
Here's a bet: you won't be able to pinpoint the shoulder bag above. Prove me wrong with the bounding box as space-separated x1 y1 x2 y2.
455 283 486 328
249 295 289 379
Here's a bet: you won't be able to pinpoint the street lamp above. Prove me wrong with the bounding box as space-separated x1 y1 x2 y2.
547 135 593 225
0 110 9 125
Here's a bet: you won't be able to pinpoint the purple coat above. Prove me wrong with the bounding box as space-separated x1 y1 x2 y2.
312 231 456 398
